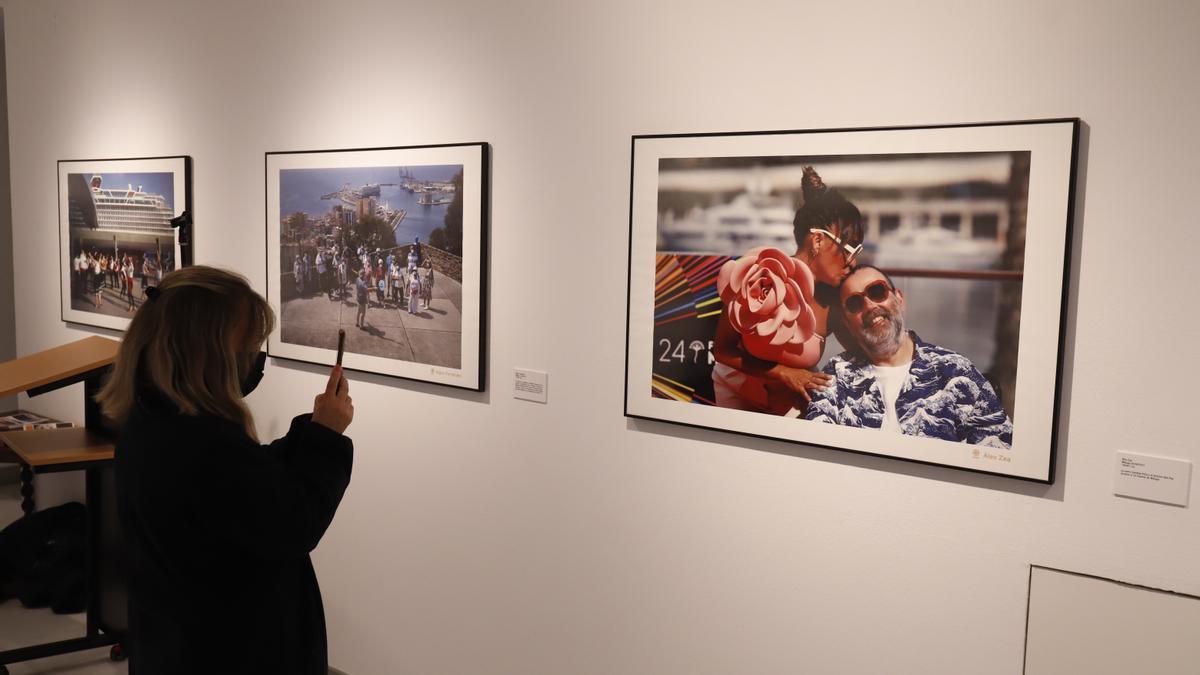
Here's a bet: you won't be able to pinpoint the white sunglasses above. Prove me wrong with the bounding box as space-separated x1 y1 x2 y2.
811 228 863 262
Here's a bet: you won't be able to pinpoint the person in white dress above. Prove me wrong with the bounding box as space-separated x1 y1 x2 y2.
407 271 421 315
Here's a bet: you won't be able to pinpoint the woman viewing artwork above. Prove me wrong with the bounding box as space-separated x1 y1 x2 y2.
711 166 865 415
97 266 354 674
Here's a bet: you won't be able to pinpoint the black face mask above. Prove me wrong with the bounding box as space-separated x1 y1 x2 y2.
241 351 267 396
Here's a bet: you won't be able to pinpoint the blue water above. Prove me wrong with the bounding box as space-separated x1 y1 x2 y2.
279 164 461 246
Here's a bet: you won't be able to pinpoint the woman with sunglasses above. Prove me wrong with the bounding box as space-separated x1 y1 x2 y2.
712 166 865 414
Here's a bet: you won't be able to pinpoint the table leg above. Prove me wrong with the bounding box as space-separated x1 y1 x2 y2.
19 463 34 516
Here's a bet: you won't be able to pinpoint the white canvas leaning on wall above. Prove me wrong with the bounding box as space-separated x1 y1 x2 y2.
625 119 1079 482
1025 566 1200 674
265 143 489 391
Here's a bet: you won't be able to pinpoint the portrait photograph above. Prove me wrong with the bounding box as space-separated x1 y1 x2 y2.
58 156 191 331
266 143 488 391
625 120 1079 481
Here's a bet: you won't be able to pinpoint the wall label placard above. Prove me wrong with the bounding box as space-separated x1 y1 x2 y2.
1113 452 1192 506
514 368 548 404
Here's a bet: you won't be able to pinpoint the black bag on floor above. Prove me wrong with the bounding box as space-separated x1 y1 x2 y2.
0 501 87 613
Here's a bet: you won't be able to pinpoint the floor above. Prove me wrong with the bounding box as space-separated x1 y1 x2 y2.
0 475 127 674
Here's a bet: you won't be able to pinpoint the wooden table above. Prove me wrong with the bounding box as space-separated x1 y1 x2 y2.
0 337 125 671
0 336 119 400
0 427 114 516
0 427 115 467
0 335 119 517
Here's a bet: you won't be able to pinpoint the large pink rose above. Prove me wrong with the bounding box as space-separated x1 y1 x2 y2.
717 247 818 368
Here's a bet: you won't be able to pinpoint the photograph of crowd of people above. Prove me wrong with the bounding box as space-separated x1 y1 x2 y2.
68 246 169 313
650 151 1028 450
273 163 466 370
59 162 183 330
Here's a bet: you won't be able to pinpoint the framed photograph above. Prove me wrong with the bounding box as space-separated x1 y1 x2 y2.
266 143 489 391
58 156 192 331
625 119 1079 482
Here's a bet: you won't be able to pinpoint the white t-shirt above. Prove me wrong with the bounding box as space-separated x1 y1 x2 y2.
873 362 912 432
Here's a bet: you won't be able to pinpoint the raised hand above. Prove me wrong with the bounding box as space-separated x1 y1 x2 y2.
312 365 354 434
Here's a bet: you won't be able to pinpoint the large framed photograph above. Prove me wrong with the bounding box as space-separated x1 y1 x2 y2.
58 156 192 331
625 120 1079 482
266 143 488 391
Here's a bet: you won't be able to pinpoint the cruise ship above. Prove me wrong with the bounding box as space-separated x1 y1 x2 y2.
417 192 453 206
656 155 1016 269
658 192 797 255
66 173 176 267
68 174 175 235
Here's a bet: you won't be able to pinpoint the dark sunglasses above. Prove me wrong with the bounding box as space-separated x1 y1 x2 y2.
842 280 892 314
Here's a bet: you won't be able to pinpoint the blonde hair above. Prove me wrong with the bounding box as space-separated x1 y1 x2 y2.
97 266 275 441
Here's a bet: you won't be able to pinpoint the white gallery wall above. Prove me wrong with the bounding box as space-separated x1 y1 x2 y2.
4 0 1199 673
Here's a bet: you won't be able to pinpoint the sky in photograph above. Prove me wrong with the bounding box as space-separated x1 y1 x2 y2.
77 172 175 208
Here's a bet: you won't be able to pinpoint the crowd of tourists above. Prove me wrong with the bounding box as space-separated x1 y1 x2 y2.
72 249 164 312
291 238 436 328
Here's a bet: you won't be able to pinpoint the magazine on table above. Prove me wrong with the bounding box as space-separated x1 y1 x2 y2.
0 410 74 432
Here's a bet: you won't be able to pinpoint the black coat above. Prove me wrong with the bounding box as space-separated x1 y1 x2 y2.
115 388 353 674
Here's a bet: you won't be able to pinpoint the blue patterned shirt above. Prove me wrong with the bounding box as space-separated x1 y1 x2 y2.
803 333 1013 448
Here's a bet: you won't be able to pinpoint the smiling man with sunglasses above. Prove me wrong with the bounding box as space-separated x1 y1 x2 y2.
803 266 1013 448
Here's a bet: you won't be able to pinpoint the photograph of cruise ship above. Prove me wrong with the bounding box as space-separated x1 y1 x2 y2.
58 156 190 331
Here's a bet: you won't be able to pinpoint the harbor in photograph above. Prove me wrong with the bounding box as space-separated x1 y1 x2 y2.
276 164 465 367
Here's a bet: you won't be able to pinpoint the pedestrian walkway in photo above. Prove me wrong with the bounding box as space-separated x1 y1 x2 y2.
69 283 147 318
279 275 463 369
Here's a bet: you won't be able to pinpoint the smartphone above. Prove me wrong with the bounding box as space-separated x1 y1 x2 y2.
336 329 346 366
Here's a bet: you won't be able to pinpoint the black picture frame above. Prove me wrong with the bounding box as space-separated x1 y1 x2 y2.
58 155 193 331
265 142 489 392
624 119 1079 482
